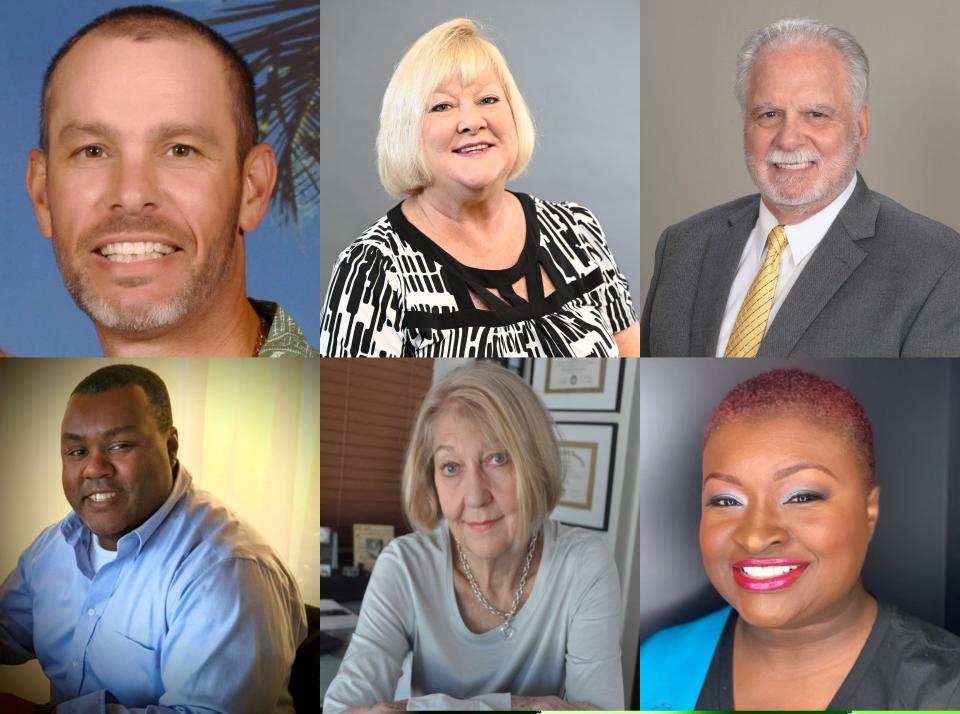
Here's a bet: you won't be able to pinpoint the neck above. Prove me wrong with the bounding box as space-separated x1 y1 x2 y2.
413 183 511 226
737 584 877 657
764 197 832 226
455 530 540 599
95 258 262 357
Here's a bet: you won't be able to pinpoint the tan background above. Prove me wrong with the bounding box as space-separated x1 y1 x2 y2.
640 0 960 301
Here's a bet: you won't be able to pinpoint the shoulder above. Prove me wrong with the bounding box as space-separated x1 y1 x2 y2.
641 607 732 658
17 519 72 574
867 189 960 253
659 195 759 240
549 520 614 568
372 527 447 579
886 603 960 658
164 482 292 581
333 213 407 269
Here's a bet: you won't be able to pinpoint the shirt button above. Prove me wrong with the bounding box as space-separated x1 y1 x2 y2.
87 608 96 616
72 659 79 667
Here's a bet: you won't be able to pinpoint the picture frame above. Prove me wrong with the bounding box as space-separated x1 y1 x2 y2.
530 359 624 411
353 523 395 571
551 422 617 530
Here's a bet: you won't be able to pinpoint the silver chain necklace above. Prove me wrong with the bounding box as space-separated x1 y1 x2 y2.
455 532 538 640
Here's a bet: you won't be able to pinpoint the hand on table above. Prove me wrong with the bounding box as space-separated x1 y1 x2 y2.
511 694 599 710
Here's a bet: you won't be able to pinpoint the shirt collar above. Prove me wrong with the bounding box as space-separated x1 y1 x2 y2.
61 463 193 558
754 173 858 264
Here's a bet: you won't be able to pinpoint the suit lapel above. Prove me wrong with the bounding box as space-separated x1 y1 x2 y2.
758 174 879 355
690 202 758 355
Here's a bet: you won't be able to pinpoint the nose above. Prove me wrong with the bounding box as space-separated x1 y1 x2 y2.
462 464 491 508
80 448 115 480
775 112 806 151
457 102 487 135
111 154 160 213
732 503 789 554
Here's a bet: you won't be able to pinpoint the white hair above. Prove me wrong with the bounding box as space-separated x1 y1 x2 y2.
735 18 869 113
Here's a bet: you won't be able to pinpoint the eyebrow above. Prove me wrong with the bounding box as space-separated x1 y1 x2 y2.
703 462 837 485
61 425 138 443
58 121 221 147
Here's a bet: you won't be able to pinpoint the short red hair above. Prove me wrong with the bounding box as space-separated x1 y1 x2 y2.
703 368 875 487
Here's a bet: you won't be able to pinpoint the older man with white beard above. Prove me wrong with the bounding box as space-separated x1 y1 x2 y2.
640 18 960 357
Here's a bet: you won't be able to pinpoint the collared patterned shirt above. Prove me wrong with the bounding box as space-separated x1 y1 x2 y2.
0 466 307 713
252 299 319 357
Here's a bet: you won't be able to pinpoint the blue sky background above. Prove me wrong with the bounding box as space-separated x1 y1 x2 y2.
0 0 319 355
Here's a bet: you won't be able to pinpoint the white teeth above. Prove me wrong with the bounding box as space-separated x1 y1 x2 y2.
775 162 811 170
88 492 117 503
99 241 175 262
457 144 491 153
741 564 800 578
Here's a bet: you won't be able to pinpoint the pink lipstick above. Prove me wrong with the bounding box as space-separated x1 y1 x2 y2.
732 559 809 592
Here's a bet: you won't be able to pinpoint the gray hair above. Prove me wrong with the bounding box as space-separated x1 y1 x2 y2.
735 18 869 113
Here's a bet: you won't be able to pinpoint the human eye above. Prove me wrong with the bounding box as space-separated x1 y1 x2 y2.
487 451 509 467
65 446 87 458
108 442 132 451
754 110 781 127
438 462 459 477
429 102 453 113
783 490 825 504
76 145 106 159
479 95 500 105
705 494 743 508
167 144 197 158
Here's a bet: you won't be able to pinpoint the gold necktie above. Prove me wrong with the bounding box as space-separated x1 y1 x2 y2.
724 225 789 358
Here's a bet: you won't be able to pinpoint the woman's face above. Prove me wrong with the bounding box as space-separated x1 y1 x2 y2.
699 413 878 629
432 405 520 561
419 69 518 198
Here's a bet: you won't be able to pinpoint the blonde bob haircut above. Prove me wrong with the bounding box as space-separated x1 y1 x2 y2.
402 363 561 546
377 18 537 197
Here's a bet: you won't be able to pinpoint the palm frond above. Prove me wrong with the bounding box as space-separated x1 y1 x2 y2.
206 1 320 226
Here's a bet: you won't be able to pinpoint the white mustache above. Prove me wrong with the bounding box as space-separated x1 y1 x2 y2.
766 149 821 166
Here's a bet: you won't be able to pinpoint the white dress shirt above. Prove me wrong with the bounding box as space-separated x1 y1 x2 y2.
715 175 858 356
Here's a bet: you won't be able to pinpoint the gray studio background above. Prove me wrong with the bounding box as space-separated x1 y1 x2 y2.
639 359 960 650
640 0 960 302
319 0 640 307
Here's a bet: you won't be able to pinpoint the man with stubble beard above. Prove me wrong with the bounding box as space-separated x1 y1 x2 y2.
26 5 317 357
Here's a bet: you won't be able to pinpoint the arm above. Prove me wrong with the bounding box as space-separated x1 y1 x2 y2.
614 323 640 356
0 553 37 664
902 255 960 356
562 539 624 710
320 241 405 357
55 557 305 714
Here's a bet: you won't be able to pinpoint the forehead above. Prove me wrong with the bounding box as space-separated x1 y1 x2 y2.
431 68 503 96
748 43 849 104
62 385 156 434
431 401 502 450
47 33 236 143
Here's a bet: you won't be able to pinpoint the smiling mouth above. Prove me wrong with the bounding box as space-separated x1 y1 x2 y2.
453 143 493 154
97 241 177 263
772 161 815 170
86 490 120 504
465 517 502 530
740 564 801 579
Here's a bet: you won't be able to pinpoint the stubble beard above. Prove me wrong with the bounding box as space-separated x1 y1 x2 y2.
745 129 861 213
52 193 242 334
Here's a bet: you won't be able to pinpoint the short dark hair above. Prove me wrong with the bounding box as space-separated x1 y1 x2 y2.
703 368 875 487
72 364 173 433
40 4 257 164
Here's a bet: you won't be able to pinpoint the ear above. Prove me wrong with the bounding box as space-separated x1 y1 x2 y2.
26 149 53 239
865 484 879 540
857 105 870 155
238 143 278 235
166 427 179 467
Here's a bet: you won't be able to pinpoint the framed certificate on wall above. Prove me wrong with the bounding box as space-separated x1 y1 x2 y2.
551 422 617 530
531 359 623 411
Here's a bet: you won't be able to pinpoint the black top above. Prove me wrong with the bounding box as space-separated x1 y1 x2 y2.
696 600 960 709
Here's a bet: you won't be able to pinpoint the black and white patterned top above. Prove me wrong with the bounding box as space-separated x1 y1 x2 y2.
319 193 637 357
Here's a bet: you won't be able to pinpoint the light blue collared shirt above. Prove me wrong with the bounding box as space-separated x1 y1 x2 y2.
0 466 307 713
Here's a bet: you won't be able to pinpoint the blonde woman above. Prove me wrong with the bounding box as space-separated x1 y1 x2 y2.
319 19 639 358
323 363 623 711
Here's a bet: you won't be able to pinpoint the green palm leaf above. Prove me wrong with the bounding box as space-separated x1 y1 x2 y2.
206 0 320 227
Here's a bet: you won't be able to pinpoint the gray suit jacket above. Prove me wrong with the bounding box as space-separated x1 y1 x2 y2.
640 175 960 356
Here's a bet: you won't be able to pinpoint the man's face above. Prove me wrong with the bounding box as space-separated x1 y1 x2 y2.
31 34 247 332
61 384 178 550
743 43 869 219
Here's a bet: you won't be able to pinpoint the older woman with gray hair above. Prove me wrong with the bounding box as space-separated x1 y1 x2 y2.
323 363 623 711
320 19 639 358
